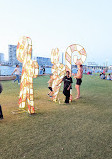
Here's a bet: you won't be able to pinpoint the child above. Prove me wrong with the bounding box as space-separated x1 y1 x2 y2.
58 71 73 104
73 65 83 99
63 71 73 103
47 75 54 97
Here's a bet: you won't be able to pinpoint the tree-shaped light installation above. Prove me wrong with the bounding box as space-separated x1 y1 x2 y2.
51 48 65 102
16 36 39 114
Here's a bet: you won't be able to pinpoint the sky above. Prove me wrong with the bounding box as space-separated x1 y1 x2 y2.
0 0 112 66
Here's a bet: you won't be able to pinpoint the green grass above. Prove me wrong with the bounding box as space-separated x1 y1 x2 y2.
0 75 112 159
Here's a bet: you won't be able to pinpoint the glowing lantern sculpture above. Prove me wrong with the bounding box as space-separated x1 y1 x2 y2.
65 44 87 100
65 44 86 71
51 48 65 102
16 36 39 114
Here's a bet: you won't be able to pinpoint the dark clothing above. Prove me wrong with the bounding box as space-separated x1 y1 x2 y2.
0 83 3 94
63 76 73 89
43 67 45 74
48 87 53 91
63 89 70 103
62 76 73 103
76 78 82 85
0 84 3 119
0 105 3 119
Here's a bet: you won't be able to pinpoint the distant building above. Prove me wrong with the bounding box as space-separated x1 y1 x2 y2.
87 62 98 66
36 57 52 66
8 45 21 66
0 53 4 64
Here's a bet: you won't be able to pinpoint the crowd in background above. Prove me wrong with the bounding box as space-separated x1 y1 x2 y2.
100 72 112 80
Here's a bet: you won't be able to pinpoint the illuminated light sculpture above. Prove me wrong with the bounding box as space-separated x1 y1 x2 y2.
65 44 87 101
65 44 86 68
16 36 39 114
51 48 65 102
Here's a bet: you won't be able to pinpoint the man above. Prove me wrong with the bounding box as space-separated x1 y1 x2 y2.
73 65 83 99
12 64 21 84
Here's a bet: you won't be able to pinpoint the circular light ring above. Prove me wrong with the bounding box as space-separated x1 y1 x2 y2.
66 44 87 65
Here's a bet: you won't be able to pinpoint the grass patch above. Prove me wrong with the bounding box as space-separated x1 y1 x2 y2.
0 75 112 159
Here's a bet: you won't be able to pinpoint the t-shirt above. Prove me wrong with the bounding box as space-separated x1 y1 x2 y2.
101 74 105 79
107 75 111 80
43 67 45 72
14 68 20 75
62 76 73 89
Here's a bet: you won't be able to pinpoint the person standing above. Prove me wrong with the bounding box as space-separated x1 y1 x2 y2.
73 65 83 99
43 66 45 74
12 64 21 84
58 71 73 104
0 83 3 119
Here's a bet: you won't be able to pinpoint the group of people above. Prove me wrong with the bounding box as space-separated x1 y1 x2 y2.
48 65 83 104
11 64 83 104
100 72 112 80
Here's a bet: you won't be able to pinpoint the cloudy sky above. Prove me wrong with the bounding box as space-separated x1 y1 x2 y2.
0 0 112 65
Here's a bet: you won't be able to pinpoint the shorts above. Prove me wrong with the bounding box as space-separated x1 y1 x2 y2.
48 87 53 91
76 78 82 85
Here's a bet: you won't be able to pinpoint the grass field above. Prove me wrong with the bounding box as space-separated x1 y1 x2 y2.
0 75 112 159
